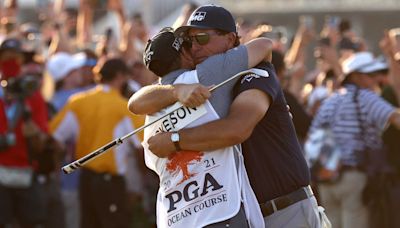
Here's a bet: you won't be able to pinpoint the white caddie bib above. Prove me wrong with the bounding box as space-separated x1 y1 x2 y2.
143 70 264 228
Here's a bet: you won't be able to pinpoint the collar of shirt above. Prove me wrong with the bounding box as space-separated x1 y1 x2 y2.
161 69 188 85
97 84 120 96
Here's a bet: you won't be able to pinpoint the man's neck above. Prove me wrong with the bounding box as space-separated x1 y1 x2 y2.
161 69 188 85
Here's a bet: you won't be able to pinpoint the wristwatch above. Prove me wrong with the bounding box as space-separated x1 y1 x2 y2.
171 131 181 151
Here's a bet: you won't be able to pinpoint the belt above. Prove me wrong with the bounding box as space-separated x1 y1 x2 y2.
260 185 314 217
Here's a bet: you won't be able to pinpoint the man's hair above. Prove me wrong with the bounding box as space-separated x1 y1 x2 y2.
271 50 285 75
217 30 240 47
98 58 130 83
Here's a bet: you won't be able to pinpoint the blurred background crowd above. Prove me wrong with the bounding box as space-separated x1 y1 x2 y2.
0 0 399 227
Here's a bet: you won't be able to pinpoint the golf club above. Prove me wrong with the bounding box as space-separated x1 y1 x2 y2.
62 68 268 174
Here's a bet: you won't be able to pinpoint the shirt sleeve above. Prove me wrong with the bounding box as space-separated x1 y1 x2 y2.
309 95 339 132
234 62 279 102
51 110 79 144
362 90 396 131
50 101 79 143
196 45 248 86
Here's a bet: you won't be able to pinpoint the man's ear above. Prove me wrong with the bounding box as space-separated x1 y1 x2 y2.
180 48 194 67
226 32 237 49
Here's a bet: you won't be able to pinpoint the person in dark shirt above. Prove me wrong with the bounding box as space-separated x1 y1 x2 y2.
148 61 327 227
271 50 312 142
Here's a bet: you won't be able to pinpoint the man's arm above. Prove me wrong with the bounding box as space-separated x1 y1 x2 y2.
128 83 211 115
246 38 273 68
128 38 273 115
389 109 400 129
147 89 271 158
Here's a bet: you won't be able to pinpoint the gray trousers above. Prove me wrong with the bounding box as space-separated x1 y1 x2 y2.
319 170 367 228
264 196 324 228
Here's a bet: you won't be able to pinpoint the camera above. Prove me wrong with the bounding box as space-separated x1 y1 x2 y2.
1 75 40 99
0 133 16 151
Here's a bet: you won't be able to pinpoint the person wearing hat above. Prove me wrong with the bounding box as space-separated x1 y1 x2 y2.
309 51 400 228
0 38 24 79
50 58 144 228
46 52 88 111
130 4 324 227
0 37 50 227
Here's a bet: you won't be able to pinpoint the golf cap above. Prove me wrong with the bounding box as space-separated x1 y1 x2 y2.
342 52 388 76
143 27 183 77
46 52 86 82
175 4 236 36
0 38 22 54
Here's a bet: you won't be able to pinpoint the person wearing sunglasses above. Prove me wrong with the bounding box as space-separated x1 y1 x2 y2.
130 4 328 228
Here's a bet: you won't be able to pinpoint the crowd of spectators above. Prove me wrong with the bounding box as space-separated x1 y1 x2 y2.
0 0 399 228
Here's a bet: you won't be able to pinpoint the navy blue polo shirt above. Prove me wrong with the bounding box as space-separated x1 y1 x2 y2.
233 62 310 203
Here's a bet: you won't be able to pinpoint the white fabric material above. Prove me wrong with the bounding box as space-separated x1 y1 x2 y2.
52 111 79 144
114 117 144 194
143 70 264 228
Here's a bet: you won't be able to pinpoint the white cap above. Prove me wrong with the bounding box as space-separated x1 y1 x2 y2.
46 52 86 82
342 52 388 76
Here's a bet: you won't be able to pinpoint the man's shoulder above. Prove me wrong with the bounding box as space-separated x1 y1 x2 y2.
359 87 382 99
174 70 199 84
196 45 248 85
68 92 88 104
198 45 246 69
161 69 188 85
65 87 99 108
355 88 389 108
235 63 278 92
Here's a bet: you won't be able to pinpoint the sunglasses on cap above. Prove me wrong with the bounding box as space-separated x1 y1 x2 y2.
186 31 225 46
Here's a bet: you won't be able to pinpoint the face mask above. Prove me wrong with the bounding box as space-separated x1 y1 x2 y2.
0 59 21 79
